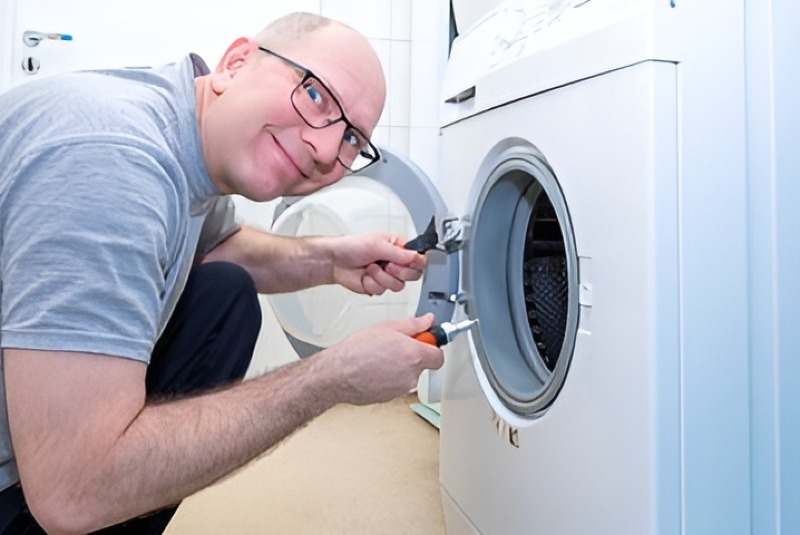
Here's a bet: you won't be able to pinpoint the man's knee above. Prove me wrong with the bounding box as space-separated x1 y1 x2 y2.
189 261 262 332
147 262 262 395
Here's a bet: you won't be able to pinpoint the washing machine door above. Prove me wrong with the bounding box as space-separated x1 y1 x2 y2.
267 147 459 357
461 139 581 419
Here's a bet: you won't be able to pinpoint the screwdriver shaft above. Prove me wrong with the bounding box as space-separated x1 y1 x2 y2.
413 319 477 347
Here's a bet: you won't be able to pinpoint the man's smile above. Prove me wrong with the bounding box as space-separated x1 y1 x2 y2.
272 134 310 179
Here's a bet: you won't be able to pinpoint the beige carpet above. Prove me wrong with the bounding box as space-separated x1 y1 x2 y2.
164 394 445 534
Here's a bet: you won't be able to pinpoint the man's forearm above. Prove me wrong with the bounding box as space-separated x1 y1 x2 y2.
203 226 334 293
55 357 342 533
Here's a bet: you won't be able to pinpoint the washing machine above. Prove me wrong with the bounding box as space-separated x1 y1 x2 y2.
259 1 797 532
435 0 768 533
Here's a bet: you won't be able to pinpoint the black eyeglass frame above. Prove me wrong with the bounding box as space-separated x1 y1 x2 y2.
258 46 381 173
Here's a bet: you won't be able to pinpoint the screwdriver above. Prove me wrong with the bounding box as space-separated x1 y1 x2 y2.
413 319 478 347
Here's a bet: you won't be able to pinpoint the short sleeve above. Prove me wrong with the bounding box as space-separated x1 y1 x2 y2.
1 139 177 362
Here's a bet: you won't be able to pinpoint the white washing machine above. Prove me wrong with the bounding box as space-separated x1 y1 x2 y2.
435 0 797 533
257 1 797 531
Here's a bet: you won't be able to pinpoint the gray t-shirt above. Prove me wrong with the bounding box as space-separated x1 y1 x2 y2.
0 54 240 490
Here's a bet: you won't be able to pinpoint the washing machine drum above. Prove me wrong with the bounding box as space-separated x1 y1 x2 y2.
523 196 570 372
463 143 580 418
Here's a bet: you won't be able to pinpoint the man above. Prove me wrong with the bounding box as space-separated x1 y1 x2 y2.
0 12 442 534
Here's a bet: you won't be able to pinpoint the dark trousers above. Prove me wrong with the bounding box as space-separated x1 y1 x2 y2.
0 262 262 534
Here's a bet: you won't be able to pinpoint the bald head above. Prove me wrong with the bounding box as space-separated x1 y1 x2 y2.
252 12 385 129
252 12 333 49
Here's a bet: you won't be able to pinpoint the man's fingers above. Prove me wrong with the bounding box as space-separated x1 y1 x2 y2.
364 264 405 293
377 238 422 266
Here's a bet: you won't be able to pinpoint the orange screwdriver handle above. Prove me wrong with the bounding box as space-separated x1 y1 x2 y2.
413 331 440 346
413 325 448 347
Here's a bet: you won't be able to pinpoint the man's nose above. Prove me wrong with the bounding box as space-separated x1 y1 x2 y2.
302 121 344 167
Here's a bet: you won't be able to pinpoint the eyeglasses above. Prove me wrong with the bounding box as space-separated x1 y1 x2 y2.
258 47 381 174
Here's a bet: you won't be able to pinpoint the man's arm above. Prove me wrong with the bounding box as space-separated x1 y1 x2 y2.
4 313 439 534
202 225 425 295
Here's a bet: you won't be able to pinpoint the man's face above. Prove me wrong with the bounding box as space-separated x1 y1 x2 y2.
199 25 386 201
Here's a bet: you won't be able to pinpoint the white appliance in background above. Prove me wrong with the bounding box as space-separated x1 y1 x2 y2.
435 0 799 534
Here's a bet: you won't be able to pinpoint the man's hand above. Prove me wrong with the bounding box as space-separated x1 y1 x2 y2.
329 233 426 296
321 313 443 405
203 228 426 295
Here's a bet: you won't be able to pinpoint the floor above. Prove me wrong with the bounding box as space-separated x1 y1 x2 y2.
164 394 445 534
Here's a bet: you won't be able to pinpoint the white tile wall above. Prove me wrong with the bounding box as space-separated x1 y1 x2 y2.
314 1 448 161
320 0 393 39
371 126 391 148
368 38 392 128
408 0 449 185
389 40 412 127
409 39 442 127
409 126 443 188
214 1 322 61
390 0 412 40
411 0 448 41
389 126 411 155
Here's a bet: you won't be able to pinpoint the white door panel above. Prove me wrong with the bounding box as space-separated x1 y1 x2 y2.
2 0 320 90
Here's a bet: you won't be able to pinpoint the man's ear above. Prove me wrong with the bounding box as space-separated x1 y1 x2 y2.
209 37 256 95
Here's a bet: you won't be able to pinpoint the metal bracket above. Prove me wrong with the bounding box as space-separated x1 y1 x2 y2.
438 216 469 252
